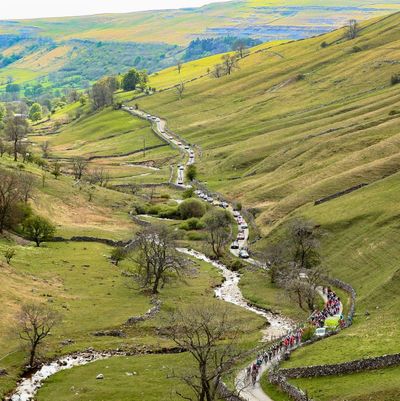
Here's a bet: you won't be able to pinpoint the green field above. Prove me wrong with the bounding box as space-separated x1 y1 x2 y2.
129 11 400 399
2 7 400 401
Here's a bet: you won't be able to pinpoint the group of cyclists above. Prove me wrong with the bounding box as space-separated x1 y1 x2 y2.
244 288 343 387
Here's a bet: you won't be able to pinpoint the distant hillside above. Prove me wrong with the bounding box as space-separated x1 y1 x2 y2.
0 0 399 96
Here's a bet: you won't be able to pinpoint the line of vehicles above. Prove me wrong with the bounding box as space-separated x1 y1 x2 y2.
194 190 250 259
123 106 250 259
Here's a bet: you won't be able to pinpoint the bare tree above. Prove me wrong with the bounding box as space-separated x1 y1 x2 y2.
72 157 88 180
5 114 30 161
0 169 23 232
177 61 183 74
41 141 50 158
130 224 188 294
346 19 359 40
263 241 288 284
202 209 232 258
212 64 225 79
51 161 62 179
176 82 185 100
18 172 34 203
288 218 321 270
222 54 239 75
234 40 248 59
278 266 324 312
16 303 61 367
87 167 110 187
166 304 243 401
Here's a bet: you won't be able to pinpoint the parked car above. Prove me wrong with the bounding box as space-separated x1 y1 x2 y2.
221 202 229 209
239 249 250 259
233 211 240 217
169 135 174 140
231 241 240 250
241 223 248 230
178 179 183 185
179 165 185 171
207 196 214 203
184 145 190 150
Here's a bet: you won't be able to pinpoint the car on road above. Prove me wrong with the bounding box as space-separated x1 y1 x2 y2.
146 114 151 119
230 241 240 249
179 165 185 171
169 135 174 140
237 232 245 241
177 141 182 146
241 223 248 230
239 249 250 259
129 107 134 111
184 145 190 150
178 179 183 185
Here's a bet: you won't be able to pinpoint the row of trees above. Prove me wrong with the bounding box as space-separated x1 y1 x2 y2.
89 68 149 110
263 218 324 312
210 54 240 79
0 168 55 246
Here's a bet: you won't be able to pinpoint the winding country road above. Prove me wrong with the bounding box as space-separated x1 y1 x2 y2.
122 106 296 401
8 106 343 401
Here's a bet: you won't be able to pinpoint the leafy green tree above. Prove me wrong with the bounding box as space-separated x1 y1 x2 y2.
22 216 56 247
178 198 206 220
186 164 197 181
29 103 42 122
122 69 141 91
0 103 6 123
202 209 233 258
110 247 127 266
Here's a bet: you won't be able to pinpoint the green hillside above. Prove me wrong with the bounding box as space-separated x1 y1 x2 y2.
124 11 400 398
1 0 399 95
1 8 400 401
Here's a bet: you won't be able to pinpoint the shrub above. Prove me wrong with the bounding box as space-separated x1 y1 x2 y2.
160 193 170 199
187 232 206 241
389 109 400 116
180 217 204 231
391 74 400 86
182 187 195 199
351 46 362 53
158 206 179 219
131 202 148 215
22 215 56 247
110 247 127 266
301 325 316 342
4 247 16 264
178 198 206 220
320 41 328 48
227 259 244 272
